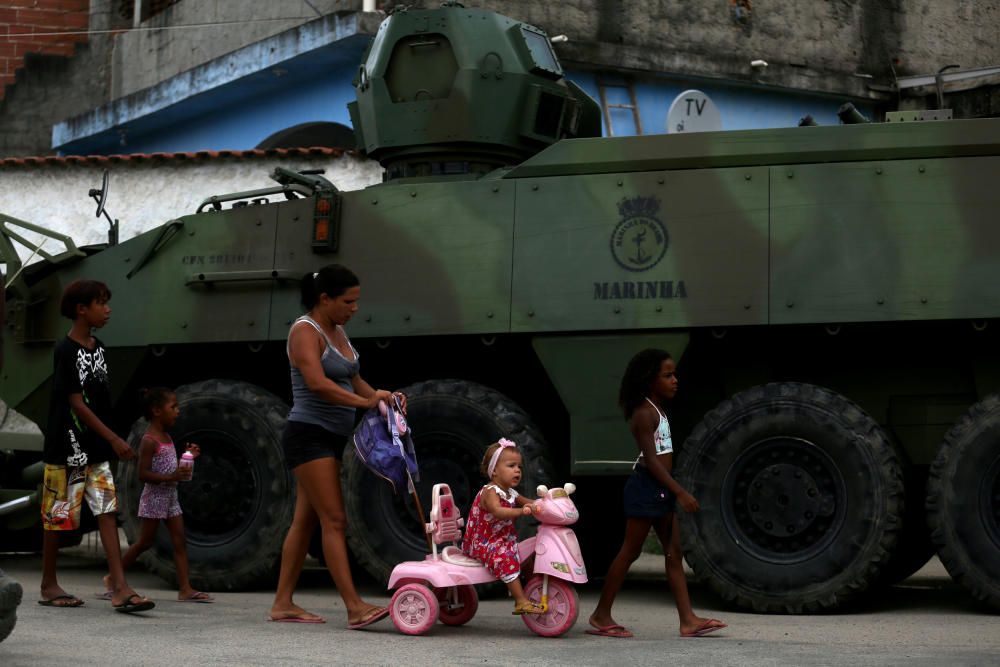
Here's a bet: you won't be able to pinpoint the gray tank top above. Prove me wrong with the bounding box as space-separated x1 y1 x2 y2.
286 315 360 436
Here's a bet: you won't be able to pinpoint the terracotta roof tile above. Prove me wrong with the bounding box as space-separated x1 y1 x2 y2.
0 146 349 168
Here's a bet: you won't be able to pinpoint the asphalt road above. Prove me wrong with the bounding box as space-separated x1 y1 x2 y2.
1 543 997 667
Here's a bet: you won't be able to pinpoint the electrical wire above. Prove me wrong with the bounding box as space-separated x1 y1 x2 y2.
3 16 322 40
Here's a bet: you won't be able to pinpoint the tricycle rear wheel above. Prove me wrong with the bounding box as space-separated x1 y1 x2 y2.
390 583 439 635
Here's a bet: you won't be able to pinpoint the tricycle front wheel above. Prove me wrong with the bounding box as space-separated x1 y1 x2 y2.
390 583 439 635
521 575 578 637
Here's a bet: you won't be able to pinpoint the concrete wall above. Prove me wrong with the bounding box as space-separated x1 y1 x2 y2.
0 152 381 258
0 3 122 157
4 0 999 157
99 0 1000 107
107 0 1000 105
111 0 364 99
464 0 1000 100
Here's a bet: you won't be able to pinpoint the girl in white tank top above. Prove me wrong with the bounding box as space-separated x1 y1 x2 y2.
589 348 727 639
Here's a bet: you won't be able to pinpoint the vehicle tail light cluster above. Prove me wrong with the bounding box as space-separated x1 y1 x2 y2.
312 194 341 253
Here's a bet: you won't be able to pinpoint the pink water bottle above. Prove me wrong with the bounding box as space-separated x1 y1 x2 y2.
178 451 195 481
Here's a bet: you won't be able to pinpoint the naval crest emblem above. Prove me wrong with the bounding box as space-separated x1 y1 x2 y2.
610 196 668 272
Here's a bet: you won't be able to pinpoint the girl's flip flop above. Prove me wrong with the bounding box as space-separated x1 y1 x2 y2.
268 613 326 624
681 619 726 637
585 624 634 638
113 594 155 614
512 601 545 615
178 591 214 603
347 606 389 630
38 594 84 608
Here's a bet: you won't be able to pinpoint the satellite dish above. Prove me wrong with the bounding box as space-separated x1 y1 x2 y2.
667 90 722 134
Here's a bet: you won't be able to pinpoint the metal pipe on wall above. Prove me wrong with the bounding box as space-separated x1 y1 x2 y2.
363 0 376 11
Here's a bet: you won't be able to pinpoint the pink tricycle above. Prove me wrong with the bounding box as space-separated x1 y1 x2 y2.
387 482 587 637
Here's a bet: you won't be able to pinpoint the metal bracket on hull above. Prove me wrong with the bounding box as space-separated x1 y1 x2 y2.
0 213 85 299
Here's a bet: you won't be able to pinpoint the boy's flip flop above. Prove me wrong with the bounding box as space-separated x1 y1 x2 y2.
113 594 155 614
585 624 634 638
681 619 726 638
347 606 389 630
38 594 84 608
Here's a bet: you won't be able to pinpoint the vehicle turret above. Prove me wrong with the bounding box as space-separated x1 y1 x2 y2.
348 1 601 180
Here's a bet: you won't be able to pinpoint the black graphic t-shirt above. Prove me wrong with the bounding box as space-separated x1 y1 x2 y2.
43 336 115 466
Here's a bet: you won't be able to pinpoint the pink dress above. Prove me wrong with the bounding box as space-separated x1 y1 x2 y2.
461 484 521 583
137 436 183 519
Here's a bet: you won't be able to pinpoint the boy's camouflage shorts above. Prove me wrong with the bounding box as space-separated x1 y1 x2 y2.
41 461 118 531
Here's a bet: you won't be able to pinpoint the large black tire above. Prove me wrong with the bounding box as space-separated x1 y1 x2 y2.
874 464 935 586
344 379 553 585
0 567 22 643
927 394 1000 611
118 380 294 591
677 382 904 613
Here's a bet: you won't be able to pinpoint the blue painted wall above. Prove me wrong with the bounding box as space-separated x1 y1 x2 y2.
117 73 358 154
569 71 871 136
59 52 873 155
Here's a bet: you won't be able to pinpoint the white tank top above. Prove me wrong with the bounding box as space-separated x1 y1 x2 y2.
637 397 673 463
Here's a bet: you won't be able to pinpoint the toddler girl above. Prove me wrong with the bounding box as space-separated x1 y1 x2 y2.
461 438 542 615
103 387 213 602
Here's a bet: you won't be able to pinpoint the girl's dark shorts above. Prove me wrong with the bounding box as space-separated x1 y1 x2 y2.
623 463 676 519
281 420 348 470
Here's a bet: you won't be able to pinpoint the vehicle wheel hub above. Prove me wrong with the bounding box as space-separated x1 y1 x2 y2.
177 431 258 546
723 437 845 563
746 463 824 537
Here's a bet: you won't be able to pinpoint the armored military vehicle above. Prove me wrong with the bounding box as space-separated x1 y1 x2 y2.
0 273 24 643
3 3 1000 613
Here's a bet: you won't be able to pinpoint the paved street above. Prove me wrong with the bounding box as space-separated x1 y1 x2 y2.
1 542 997 667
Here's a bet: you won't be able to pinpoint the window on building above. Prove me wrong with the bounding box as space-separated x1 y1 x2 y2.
118 0 182 24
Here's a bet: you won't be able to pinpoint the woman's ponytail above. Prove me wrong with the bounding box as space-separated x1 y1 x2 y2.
300 271 319 310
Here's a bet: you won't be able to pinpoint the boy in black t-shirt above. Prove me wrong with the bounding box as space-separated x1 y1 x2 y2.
39 279 154 613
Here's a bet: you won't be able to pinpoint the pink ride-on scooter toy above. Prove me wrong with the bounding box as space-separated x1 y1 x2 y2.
387 482 587 637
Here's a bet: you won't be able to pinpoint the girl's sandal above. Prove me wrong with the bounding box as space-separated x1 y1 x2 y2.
512 601 545 615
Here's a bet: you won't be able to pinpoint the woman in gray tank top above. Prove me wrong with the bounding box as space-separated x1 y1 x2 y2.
269 264 404 629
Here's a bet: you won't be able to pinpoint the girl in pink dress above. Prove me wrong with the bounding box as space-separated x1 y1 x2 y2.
108 388 213 602
461 438 542 615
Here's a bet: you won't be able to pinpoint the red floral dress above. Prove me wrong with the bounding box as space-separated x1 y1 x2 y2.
461 484 521 583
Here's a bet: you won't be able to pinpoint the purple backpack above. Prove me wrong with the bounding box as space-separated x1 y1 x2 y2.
353 395 419 494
